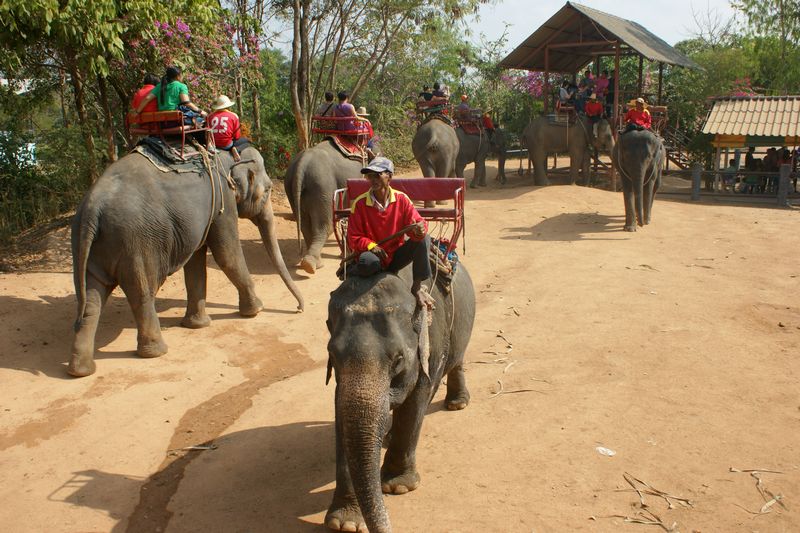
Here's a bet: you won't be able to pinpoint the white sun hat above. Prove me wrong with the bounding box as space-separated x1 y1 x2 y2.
212 95 236 111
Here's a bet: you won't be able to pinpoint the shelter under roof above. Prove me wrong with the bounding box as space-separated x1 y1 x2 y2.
499 1 700 73
702 96 800 139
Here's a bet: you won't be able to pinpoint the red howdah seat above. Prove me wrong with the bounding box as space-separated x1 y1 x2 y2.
332 177 465 257
126 110 210 157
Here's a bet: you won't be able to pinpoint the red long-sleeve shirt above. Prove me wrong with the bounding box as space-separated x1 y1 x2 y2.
624 108 651 129
585 100 603 117
348 187 427 266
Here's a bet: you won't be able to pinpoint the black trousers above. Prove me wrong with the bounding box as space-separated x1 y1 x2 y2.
357 235 431 281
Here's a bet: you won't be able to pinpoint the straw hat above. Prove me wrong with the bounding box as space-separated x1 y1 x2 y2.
635 97 647 106
212 95 235 111
589 93 597 100
356 106 369 116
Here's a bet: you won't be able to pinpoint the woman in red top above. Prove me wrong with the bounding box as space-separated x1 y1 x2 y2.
207 94 243 161
130 74 159 125
623 97 652 132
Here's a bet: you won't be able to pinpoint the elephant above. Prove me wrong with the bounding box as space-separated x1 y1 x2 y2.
612 129 665 232
285 139 364 274
411 117 459 178
455 127 507 188
69 145 303 377
325 264 475 533
521 115 615 186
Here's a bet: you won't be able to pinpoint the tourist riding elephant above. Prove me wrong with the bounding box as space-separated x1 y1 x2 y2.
412 117 459 178
285 139 365 274
612 129 665 231
456 127 507 188
325 264 475 533
69 145 303 377
522 115 615 186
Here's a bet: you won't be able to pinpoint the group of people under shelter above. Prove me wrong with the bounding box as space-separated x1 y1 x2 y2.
558 68 652 134
131 66 248 161
717 146 799 194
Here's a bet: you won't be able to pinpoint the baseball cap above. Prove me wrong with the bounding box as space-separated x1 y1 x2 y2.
361 156 394 175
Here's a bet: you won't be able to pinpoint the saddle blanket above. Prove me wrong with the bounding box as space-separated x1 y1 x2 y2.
133 136 209 174
458 122 481 135
326 135 367 162
420 113 454 127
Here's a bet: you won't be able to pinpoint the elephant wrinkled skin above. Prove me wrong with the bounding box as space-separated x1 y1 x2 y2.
522 115 614 186
285 140 364 274
612 129 665 231
69 146 303 377
412 118 459 178
325 265 476 533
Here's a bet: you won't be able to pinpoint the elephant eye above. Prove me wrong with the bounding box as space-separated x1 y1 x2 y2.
392 354 404 371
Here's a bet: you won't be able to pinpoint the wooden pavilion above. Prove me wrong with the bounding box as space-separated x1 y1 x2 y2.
499 2 701 130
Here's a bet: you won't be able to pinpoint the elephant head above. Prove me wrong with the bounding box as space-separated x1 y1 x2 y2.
229 145 304 310
591 118 615 154
326 273 426 533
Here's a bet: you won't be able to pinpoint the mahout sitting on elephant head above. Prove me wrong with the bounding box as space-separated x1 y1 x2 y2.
69 143 303 377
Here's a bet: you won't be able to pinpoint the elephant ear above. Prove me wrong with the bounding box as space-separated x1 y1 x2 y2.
413 305 431 382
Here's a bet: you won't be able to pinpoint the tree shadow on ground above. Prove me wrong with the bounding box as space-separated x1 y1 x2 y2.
52 422 335 533
501 212 627 242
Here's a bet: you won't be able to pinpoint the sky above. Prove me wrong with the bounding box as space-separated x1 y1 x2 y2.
469 0 740 52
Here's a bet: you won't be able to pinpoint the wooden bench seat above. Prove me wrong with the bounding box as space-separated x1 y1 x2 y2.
332 177 465 256
126 110 210 157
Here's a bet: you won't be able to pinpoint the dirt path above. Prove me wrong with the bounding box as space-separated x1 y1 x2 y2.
1 164 798 532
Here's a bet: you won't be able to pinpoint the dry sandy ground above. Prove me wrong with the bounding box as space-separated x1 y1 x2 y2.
1 163 799 533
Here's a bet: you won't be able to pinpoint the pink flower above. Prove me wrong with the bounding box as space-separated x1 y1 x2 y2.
149 39 156 47
165 30 173 37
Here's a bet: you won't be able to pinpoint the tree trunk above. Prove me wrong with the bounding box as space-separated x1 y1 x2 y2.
290 0 310 150
251 88 261 139
65 48 98 183
97 75 117 163
58 69 70 128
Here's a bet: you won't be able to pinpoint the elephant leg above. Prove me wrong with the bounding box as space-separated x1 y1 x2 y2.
380 385 433 495
326 386 366 532
476 157 487 187
445 362 470 410
622 179 636 232
300 203 330 274
644 175 660 225
533 152 549 186
181 246 211 329
69 275 114 377
569 154 580 185
206 224 263 317
122 279 167 359
581 153 591 186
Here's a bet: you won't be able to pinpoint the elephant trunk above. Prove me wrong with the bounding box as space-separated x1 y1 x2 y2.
254 198 305 311
338 369 392 533
635 166 645 227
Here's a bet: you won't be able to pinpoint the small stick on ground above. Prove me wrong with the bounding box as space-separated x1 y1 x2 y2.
489 379 545 398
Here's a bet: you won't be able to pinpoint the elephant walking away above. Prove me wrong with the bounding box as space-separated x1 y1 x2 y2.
325 264 476 533
456 127 507 187
521 115 615 186
612 129 665 231
412 116 459 178
69 145 303 377
285 139 365 274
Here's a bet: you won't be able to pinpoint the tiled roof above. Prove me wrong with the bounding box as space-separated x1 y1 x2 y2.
499 2 700 73
702 96 800 137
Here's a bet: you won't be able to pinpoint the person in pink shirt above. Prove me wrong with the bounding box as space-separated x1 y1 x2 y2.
595 70 610 102
207 95 242 161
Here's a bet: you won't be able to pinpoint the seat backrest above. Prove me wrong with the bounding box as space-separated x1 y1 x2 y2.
346 178 463 204
128 110 183 125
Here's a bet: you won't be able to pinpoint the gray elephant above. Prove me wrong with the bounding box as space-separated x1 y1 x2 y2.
456 128 507 188
285 139 364 274
522 115 615 186
612 129 665 231
69 145 303 377
412 117 459 178
325 264 475 533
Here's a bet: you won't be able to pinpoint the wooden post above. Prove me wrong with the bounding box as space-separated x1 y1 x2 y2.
611 42 620 192
713 146 721 192
778 163 791 206
691 163 702 201
637 55 643 95
657 63 664 105
544 46 550 115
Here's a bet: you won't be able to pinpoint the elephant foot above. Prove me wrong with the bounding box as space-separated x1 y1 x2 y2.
181 313 211 329
239 296 263 317
381 468 420 494
623 224 637 232
478 181 487 187
445 389 470 411
300 255 317 275
325 500 366 533
469 181 477 189
67 355 96 377
137 338 168 359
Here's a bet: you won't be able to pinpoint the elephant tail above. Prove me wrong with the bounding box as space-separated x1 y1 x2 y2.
73 204 99 332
